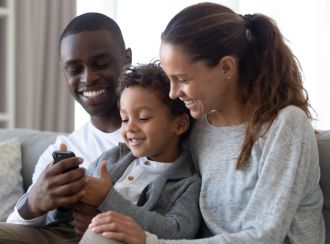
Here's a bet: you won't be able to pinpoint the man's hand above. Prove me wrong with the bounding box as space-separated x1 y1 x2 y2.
19 144 86 219
80 160 112 207
89 211 146 244
73 202 100 235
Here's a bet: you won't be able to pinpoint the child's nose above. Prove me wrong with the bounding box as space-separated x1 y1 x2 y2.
127 120 138 132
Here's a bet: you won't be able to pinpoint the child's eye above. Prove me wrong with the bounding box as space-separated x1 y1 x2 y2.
121 119 128 123
139 117 150 122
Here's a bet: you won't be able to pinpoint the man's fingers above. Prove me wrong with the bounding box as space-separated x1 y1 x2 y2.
54 190 85 207
48 157 84 176
52 177 86 197
57 167 86 185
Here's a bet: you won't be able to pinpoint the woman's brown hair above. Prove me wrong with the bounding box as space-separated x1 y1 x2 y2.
161 2 311 169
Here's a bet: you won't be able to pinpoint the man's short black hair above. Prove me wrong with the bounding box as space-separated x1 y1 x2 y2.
60 12 126 51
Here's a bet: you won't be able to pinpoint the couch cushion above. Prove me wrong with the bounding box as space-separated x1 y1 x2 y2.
0 129 64 190
318 130 330 243
0 138 24 221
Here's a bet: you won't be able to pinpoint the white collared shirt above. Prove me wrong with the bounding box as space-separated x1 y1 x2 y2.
114 157 172 204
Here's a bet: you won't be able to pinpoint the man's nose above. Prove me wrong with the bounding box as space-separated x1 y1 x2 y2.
80 67 99 85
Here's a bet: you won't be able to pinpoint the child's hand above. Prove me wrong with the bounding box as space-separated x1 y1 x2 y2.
81 161 112 207
89 211 146 244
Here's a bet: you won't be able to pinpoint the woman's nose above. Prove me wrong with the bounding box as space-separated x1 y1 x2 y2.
169 82 181 99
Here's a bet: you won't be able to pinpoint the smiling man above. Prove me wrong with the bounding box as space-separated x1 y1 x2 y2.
0 13 132 243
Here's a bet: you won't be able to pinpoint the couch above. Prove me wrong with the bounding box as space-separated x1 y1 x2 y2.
0 128 329 242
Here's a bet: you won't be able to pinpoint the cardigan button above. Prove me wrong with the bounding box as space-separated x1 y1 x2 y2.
128 175 134 181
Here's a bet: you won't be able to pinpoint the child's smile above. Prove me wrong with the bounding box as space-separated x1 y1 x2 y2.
120 86 182 162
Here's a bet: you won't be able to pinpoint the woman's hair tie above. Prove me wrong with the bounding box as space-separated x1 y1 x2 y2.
239 14 254 42
242 14 254 30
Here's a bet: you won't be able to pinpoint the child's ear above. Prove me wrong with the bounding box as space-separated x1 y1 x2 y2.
175 114 189 136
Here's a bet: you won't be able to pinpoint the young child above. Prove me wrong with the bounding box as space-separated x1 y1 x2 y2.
80 62 201 240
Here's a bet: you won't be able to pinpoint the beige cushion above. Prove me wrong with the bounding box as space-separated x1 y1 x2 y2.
0 138 24 221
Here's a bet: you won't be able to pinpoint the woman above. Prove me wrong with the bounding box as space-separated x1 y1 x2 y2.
83 2 325 243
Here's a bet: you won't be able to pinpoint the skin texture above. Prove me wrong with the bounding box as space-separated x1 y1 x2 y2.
159 42 245 126
20 30 132 236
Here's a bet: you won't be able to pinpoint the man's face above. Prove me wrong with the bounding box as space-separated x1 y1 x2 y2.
60 31 132 117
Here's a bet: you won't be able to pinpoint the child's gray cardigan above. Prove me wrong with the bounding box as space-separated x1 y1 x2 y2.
87 142 202 239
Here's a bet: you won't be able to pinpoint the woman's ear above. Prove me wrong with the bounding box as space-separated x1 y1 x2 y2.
175 113 190 136
218 55 237 79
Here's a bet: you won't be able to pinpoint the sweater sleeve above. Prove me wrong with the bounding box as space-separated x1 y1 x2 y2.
145 107 325 244
98 174 202 240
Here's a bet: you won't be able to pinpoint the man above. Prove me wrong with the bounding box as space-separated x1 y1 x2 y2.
0 13 132 243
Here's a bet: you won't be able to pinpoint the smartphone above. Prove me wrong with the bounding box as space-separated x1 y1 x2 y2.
52 150 78 173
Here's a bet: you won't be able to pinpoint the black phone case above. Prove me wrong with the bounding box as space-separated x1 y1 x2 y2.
52 150 78 212
52 150 76 163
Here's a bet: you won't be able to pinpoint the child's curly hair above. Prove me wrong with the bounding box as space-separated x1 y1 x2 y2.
117 61 194 139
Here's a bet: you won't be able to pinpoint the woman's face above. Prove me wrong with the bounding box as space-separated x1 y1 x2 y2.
160 42 234 119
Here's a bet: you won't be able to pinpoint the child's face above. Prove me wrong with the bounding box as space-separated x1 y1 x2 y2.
120 86 185 162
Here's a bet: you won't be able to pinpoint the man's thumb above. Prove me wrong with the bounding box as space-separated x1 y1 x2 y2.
59 143 67 151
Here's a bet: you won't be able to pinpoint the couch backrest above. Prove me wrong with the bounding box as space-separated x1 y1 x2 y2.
0 128 63 191
318 130 330 243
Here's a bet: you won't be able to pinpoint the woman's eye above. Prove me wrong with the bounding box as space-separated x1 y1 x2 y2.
179 79 188 84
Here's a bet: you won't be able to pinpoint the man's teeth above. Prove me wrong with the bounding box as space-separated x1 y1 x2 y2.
83 89 105 98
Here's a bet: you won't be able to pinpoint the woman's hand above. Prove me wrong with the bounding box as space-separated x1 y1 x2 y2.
80 160 112 207
89 211 146 244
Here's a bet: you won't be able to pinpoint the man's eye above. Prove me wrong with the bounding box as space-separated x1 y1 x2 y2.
66 66 82 76
94 59 110 68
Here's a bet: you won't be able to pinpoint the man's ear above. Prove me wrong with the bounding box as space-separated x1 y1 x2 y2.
217 55 237 78
175 113 189 136
124 48 132 65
